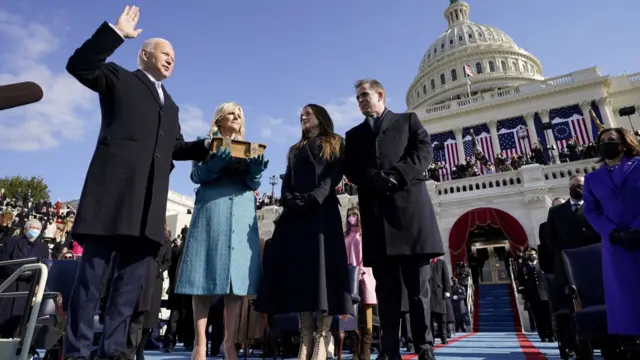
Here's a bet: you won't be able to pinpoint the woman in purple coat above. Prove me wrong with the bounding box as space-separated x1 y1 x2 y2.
583 127 640 336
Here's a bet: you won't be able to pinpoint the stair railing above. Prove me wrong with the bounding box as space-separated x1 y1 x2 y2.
466 281 474 329
508 258 528 332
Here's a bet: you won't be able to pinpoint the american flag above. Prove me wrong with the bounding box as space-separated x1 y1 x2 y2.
463 133 495 174
497 117 532 158
431 131 459 170
550 105 593 150
464 64 475 79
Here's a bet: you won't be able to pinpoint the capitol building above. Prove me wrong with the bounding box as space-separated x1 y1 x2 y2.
166 0 640 282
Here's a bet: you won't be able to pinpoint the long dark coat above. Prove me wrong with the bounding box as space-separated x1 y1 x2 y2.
344 110 444 267
66 22 208 246
0 235 49 337
256 136 352 316
141 237 172 328
429 258 451 315
166 244 186 311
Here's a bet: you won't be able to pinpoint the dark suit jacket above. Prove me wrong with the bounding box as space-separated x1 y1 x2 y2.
0 236 49 337
66 22 209 245
344 109 444 266
545 200 600 306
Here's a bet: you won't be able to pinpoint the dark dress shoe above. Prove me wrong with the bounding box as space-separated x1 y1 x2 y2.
418 348 437 360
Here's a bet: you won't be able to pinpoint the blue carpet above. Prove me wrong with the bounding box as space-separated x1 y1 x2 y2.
476 284 517 332
137 332 604 359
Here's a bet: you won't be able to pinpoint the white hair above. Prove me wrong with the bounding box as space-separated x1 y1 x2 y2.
24 219 42 230
137 38 171 69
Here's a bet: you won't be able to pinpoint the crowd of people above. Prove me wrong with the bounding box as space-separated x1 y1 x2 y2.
0 6 639 360
427 138 599 182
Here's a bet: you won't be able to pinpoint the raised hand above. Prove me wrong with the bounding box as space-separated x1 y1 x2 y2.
247 154 269 177
115 5 143 38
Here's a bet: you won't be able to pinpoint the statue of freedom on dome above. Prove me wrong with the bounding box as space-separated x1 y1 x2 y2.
450 0 459 4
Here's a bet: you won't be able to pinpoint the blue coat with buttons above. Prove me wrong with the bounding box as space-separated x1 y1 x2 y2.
175 140 262 296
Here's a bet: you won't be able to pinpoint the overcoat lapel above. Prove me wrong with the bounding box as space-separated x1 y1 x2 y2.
377 110 395 139
620 157 638 186
133 70 163 107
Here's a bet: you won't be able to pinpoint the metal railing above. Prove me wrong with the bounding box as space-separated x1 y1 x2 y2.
466 281 475 329
507 258 527 332
0 258 49 360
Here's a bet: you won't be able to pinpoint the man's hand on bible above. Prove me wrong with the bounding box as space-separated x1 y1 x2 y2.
115 5 143 38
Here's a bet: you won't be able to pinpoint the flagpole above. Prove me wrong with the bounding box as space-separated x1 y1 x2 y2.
467 77 471 98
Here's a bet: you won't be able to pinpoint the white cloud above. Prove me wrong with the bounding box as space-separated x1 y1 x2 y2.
0 11 97 151
258 96 365 142
259 115 299 143
179 104 210 138
323 96 363 131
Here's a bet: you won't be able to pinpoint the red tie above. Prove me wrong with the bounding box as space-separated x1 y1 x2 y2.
431 258 438 264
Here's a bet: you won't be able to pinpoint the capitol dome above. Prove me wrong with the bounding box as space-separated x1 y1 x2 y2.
406 0 544 110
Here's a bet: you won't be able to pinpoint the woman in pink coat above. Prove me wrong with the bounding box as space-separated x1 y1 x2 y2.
344 206 376 360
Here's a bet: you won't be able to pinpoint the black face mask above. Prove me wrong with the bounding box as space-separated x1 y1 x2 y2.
569 184 583 200
598 141 622 160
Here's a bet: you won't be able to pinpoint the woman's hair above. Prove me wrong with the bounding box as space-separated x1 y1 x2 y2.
595 127 640 163
209 102 245 139
289 104 342 161
344 206 361 234
58 250 75 260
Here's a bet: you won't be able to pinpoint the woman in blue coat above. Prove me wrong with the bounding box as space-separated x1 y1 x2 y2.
175 102 269 360
583 127 640 336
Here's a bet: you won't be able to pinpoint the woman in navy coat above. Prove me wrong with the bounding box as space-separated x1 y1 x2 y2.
583 127 640 336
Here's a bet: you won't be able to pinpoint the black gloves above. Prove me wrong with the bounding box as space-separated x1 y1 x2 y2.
370 171 399 194
610 229 640 250
283 193 318 212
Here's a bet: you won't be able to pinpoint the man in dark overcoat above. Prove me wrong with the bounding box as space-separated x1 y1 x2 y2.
429 257 451 344
63 6 209 360
0 220 49 338
344 79 445 360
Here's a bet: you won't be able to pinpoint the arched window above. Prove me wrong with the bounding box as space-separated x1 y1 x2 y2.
451 69 458 82
512 61 517 71
489 61 496 72
501 61 507 71
440 74 446 85
422 84 427 94
475 62 483 74
430 79 436 90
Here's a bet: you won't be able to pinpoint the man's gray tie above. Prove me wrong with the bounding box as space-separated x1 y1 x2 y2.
367 116 381 134
155 82 164 105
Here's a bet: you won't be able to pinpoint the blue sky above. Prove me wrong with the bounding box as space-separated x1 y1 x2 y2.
1 0 638 202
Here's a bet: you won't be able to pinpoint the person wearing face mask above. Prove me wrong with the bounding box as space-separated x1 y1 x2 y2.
344 207 377 360
516 249 553 342
545 175 599 353
583 127 640 337
0 219 49 338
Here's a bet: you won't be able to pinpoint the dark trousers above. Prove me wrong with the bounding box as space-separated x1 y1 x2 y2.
373 257 433 359
530 301 553 340
127 311 148 359
64 237 152 357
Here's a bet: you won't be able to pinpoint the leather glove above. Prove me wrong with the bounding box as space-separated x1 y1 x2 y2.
205 147 232 173
247 154 269 177
370 171 399 194
610 229 640 250
283 193 306 212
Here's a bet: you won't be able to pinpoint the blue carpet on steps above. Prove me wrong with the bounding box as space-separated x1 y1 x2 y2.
476 284 517 332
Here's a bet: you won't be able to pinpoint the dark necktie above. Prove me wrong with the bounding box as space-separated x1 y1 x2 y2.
572 203 581 213
367 116 381 133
